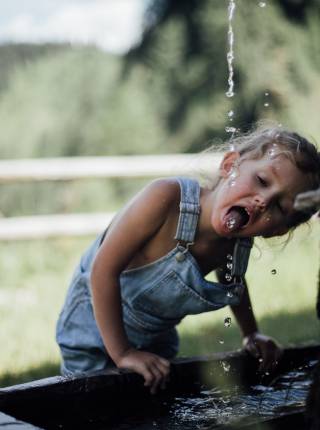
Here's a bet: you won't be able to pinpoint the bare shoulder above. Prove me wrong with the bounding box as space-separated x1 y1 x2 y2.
140 177 181 208
109 177 181 234
96 178 181 272
114 177 181 239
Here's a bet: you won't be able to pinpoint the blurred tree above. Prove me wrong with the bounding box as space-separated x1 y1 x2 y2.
0 43 68 93
0 1 320 215
0 47 167 159
277 0 318 22
124 0 320 151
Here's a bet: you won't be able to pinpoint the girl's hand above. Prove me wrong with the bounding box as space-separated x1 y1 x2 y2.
242 332 283 373
116 348 171 394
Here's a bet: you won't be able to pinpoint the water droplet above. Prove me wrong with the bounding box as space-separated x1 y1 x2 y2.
267 143 278 158
219 339 225 344
228 110 234 118
225 273 232 282
226 217 236 230
225 126 237 133
227 254 233 261
229 180 236 187
264 102 269 107
259 358 263 363
221 361 231 372
227 262 233 270
271 269 277 275
265 371 270 376
226 291 234 298
259 1 266 7
264 92 269 96
224 317 232 327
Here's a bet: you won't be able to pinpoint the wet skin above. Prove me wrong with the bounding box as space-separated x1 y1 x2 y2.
209 151 312 239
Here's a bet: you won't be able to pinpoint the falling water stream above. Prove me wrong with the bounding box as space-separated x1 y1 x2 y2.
225 0 237 141
225 0 235 100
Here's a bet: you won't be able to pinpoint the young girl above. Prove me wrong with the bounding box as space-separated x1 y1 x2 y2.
56 125 320 394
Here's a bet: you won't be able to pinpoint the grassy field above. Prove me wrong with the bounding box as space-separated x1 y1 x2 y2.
0 222 319 387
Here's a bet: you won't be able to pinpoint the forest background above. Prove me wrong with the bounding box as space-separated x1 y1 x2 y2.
0 0 320 386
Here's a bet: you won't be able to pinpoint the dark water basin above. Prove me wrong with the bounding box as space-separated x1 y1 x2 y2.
0 344 319 429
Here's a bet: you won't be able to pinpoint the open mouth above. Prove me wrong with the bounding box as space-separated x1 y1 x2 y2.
225 206 250 231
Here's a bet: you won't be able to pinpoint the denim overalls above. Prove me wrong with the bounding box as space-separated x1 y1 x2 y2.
56 177 251 375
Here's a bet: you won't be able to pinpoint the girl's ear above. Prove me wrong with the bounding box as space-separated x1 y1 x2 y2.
220 151 241 178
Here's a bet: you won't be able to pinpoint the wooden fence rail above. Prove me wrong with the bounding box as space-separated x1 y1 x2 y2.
0 154 220 183
0 154 220 240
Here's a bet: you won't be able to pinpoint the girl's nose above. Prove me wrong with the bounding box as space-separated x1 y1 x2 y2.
254 195 267 212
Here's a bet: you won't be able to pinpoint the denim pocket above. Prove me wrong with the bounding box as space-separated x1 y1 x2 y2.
133 270 217 320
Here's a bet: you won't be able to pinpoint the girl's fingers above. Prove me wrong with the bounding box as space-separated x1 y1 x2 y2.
156 360 171 376
246 341 260 358
142 367 155 387
258 344 282 372
141 360 170 394
158 357 171 368
148 365 164 394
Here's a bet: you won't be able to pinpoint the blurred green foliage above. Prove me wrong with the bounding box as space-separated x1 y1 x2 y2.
0 0 319 216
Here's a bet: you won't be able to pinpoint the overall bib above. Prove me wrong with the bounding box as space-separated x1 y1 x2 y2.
56 177 250 375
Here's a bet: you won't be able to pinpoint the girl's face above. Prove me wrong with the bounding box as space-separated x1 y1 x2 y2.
211 150 311 238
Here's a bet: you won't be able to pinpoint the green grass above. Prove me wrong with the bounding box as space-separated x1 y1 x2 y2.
0 222 319 387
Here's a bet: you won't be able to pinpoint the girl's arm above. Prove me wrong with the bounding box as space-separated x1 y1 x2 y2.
228 277 258 336
216 271 282 371
91 179 179 393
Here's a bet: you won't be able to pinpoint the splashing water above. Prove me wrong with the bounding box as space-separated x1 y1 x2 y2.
268 143 278 158
228 169 237 187
226 262 233 270
221 361 231 373
226 0 236 98
112 360 316 430
224 317 232 327
227 254 233 261
225 126 237 133
226 217 236 230
229 170 237 179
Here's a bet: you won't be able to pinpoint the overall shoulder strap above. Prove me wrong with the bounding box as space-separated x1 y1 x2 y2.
174 177 201 244
231 237 253 278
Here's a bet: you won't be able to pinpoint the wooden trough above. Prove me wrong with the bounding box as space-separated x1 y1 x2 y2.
0 344 319 430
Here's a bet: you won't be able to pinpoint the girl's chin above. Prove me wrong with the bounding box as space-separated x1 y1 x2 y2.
213 221 236 237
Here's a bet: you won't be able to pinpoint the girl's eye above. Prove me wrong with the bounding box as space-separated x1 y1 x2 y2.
257 175 267 187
